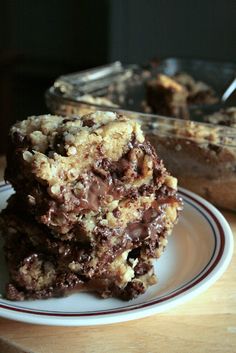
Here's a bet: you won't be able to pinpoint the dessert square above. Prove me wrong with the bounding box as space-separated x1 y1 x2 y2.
146 74 189 119
1 111 182 300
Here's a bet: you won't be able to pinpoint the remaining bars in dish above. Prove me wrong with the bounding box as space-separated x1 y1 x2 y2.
1 111 182 300
145 73 218 119
146 74 189 119
146 118 236 211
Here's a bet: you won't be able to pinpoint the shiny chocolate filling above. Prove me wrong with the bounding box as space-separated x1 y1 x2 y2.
6 137 167 236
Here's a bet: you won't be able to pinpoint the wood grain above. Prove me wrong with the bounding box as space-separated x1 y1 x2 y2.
0 156 235 353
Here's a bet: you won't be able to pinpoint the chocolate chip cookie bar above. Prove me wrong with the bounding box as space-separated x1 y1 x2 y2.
146 74 189 119
1 111 182 300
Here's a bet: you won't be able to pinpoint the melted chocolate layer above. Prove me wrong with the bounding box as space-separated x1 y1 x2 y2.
6 138 168 236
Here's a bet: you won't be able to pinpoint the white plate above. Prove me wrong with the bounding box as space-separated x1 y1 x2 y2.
0 182 234 326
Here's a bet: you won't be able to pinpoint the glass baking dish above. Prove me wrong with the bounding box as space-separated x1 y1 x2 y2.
45 60 236 211
46 59 236 116
141 114 236 211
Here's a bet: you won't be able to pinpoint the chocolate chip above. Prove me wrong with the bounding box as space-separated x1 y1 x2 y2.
112 208 121 218
82 119 95 127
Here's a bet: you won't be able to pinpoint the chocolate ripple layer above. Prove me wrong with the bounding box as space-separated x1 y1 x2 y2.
1 111 182 300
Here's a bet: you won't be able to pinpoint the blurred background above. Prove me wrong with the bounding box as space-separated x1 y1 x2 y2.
0 0 235 152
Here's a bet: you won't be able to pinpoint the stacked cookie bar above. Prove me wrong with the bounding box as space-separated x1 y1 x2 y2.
0 111 182 300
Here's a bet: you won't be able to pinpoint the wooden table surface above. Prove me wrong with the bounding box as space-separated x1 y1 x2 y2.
0 155 235 353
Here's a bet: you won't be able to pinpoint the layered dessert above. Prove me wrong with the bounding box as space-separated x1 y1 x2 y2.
1 111 182 300
145 73 218 119
146 74 189 119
